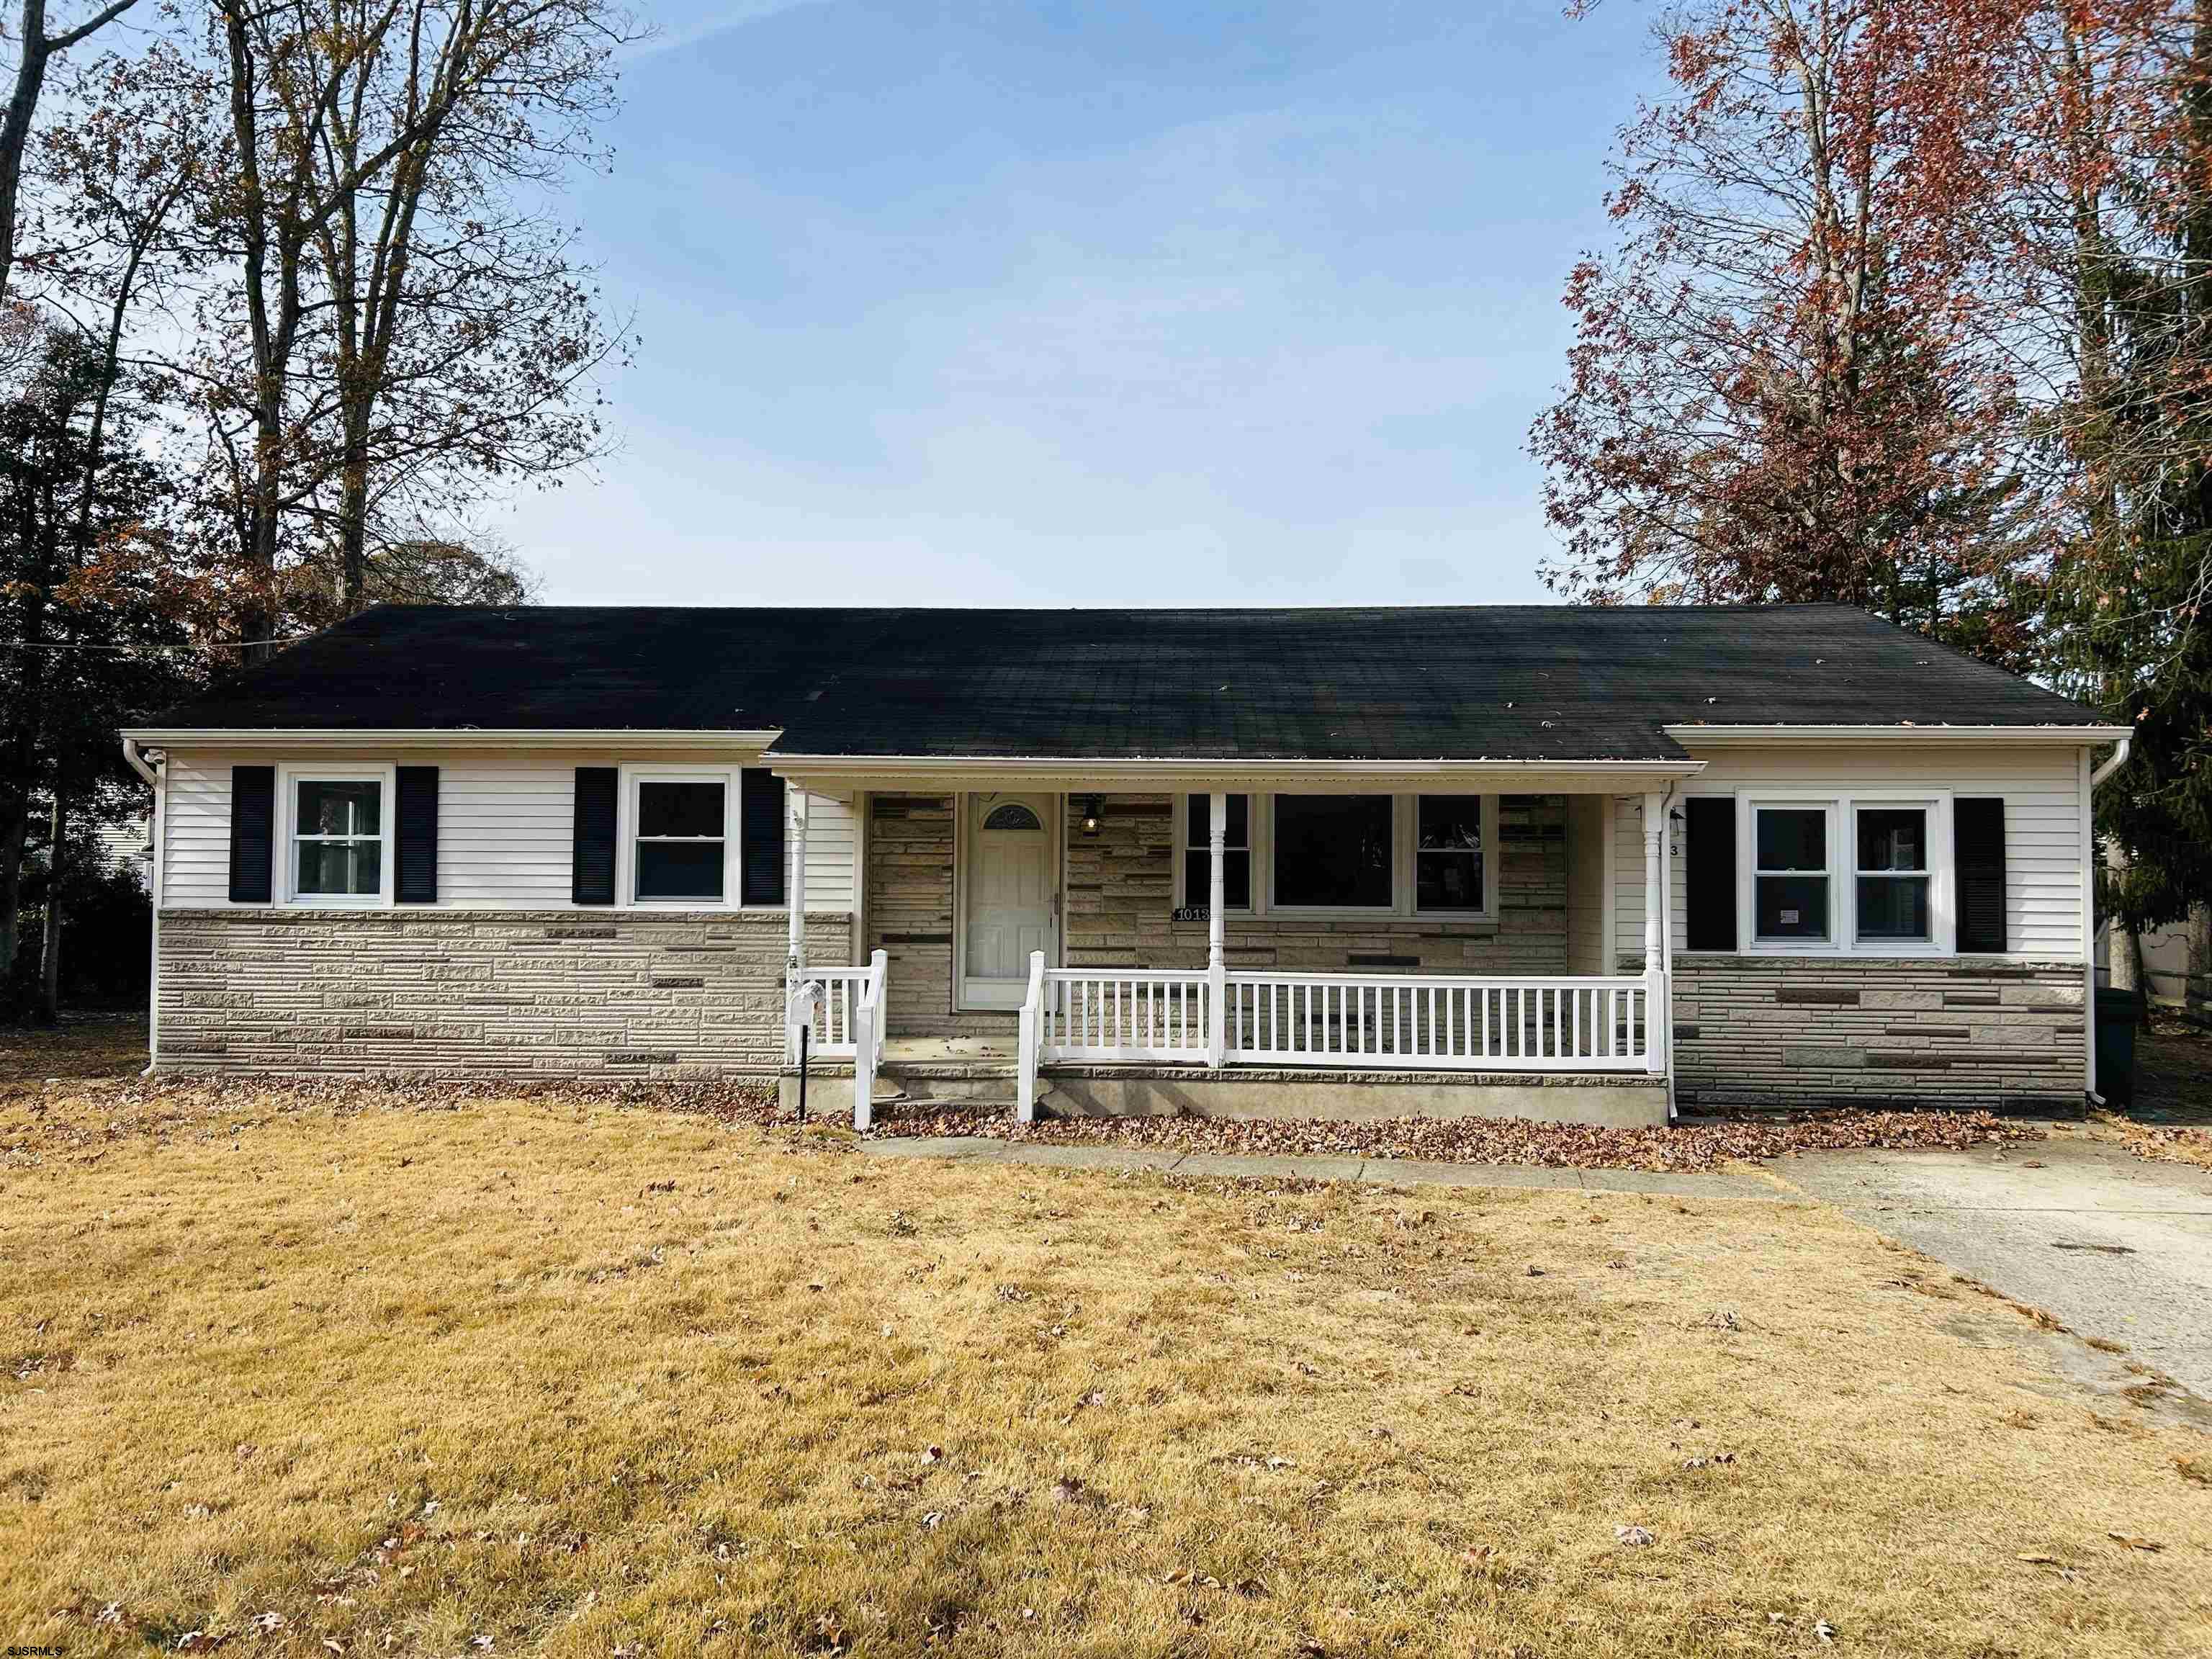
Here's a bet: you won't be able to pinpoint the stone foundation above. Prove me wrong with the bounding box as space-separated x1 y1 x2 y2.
1043 1066 1668 1127
155 908 850 1079
1671 956 2086 1109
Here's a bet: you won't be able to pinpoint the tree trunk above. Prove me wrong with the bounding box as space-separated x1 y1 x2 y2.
0 0 52 302
2188 901 2211 1029
0 803 26 1017
36 782 63 1023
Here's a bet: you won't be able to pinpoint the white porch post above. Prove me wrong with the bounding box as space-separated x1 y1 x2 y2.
785 788 809 1064
1207 791 1228 1069
1642 791 1666 1076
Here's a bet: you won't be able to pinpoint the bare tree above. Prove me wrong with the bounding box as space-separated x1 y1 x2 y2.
1 0 145 300
195 0 632 652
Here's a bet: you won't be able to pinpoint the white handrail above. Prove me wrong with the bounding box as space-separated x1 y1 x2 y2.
852 950 887 1130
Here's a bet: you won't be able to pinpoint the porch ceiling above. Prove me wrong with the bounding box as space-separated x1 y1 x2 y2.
773 757 1703 799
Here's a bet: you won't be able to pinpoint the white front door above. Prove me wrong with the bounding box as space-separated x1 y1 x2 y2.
961 793 1058 1008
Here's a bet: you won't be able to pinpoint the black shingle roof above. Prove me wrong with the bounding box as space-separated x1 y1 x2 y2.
143 603 2110 762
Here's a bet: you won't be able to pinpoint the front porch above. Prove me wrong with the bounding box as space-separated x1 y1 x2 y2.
775 767 1689 1130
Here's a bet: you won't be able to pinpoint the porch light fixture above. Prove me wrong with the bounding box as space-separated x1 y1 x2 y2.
1081 795 1104 836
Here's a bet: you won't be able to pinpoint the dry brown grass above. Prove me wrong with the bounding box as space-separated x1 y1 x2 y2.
4 1074 2209 1658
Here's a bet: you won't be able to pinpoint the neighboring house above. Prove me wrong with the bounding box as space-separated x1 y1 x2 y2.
120 603 2129 1128
2099 911 2211 1020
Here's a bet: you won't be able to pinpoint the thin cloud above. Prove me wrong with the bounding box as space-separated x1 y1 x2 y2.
622 0 829 62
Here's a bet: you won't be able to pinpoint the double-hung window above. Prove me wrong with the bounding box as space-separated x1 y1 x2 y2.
289 773 387 902
633 778 730 902
1853 805 1933 944
1181 793 1251 912
1415 795 1486 912
1753 804 1831 943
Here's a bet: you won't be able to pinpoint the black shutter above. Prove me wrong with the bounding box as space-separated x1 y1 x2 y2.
741 768 787 907
1684 796 1737 951
395 766 439 904
572 767 618 905
1955 797 2008 953
228 765 275 903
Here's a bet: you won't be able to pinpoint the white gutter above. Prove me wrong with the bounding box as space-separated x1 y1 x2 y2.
1665 724 2131 747
122 737 164 1076
117 727 786 751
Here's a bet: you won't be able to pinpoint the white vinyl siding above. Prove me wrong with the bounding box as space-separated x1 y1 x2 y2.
1613 745 2088 963
158 749 856 913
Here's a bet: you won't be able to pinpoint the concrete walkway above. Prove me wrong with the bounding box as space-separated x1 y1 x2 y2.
860 1134 1772 1199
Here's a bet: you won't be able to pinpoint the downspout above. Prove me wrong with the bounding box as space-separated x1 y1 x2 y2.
2090 734 2133 790
2082 735 2133 1106
122 737 163 1076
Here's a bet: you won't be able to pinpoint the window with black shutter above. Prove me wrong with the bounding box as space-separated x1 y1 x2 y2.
1954 797 2008 953
1683 796 1736 950
572 767 618 905
228 765 275 903
395 767 439 904
741 769 787 907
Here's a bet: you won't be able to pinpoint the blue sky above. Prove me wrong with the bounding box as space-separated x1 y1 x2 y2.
499 0 1658 607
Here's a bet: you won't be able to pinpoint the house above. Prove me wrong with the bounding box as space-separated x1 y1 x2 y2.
119 603 2129 1129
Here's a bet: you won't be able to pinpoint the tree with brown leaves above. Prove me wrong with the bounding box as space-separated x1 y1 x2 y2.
1532 0 2045 662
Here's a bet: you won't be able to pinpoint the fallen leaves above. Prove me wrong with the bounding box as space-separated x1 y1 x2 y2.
866 1103 2042 1172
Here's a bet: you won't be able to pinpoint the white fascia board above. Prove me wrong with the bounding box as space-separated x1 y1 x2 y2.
120 727 786 751
767 754 1707 791
1663 724 2131 747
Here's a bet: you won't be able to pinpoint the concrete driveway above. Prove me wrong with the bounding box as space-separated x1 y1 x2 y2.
1772 1128 2212 1398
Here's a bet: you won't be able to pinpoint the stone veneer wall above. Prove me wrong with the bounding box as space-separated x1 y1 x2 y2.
864 791 1569 1038
156 909 849 1079
1669 956 2085 1108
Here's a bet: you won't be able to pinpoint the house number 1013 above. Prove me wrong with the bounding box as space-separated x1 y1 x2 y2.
1173 905 1209 922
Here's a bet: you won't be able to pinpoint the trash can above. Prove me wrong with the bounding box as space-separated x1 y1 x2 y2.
2095 986 2145 1108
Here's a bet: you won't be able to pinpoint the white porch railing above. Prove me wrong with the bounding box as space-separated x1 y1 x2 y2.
1039 967 1214 1061
1014 953 1661 1118
850 950 886 1130
793 966 872 1057
1221 971 1653 1072
785 953 889 1128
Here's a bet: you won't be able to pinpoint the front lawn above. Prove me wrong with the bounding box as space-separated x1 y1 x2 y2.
2 1061 2208 1655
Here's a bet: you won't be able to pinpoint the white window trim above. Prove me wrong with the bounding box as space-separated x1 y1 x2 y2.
1845 796 1951 955
616 763 750 910
1732 791 1955 957
1745 796 1839 950
276 763 396 908
1408 791 1501 921
1170 792 1258 916
1170 791 1501 921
